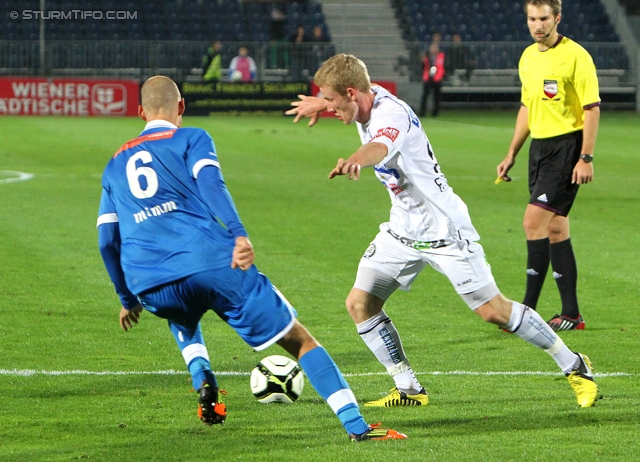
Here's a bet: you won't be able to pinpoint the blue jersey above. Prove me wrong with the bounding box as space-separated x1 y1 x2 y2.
98 120 245 300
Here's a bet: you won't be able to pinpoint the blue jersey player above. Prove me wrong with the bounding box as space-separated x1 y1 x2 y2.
97 76 405 441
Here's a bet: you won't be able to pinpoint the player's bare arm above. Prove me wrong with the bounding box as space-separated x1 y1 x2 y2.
120 304 142 331
329 142 388 180
231 236 255 270
497 105 530 181
286 94 329 126
572 106 599 184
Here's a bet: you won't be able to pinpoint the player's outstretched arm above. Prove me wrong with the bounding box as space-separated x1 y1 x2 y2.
120 304 142 331
286 94 329 126
231 236 255 271
329 142 388 180
329 158 360 180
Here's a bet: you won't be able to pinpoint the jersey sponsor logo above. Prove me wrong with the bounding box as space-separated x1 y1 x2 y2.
389 184 404 195
380 178 404 195
114 130 177 157
374 166 400 179
372 127 400 142
133 200 178 223
543 80 558 99
537 193 548 203
374 166 404 195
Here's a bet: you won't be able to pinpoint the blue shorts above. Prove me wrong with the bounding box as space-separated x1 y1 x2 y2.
137 265 298 351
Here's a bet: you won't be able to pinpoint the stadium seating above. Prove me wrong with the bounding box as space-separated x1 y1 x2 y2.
0 0 330 43
0 0 627 78
399 0 620 44
394 0 627 73
0 0 333 77
619 0 640 14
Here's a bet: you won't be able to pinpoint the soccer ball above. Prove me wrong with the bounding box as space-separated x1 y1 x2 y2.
250 355 304 404
230 70 243 82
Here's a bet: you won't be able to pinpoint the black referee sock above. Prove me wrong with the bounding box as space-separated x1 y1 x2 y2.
523 238 550 310
550 238 580 319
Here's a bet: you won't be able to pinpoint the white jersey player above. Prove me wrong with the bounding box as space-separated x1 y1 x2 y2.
287 54 599 409
358 86 479 243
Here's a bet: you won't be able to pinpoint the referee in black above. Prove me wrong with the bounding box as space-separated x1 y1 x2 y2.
496 0 600 331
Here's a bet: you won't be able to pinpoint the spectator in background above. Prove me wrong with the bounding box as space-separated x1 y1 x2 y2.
446 33 473 84
290 24 309 44
202 40 222 83
229 46 257 82
270 8 289 69
310 25 330 74
419 42 445 117
290 25 310 81
311 25 327 43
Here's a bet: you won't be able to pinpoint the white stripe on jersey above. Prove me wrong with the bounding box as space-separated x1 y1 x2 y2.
193 158 220 178
96 213 118 227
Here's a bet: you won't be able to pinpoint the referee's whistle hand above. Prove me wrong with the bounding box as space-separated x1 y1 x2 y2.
572 163 594 184
496 157 515 182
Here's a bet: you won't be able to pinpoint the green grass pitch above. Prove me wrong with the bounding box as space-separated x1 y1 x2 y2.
0 110 639 461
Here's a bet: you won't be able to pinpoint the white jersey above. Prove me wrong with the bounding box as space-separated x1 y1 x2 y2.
357 86 480 242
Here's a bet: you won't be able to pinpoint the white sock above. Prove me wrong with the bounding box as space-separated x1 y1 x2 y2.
507 302 579 372
356 310 423 394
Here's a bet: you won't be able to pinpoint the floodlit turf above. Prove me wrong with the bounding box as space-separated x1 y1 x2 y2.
1 110 639 461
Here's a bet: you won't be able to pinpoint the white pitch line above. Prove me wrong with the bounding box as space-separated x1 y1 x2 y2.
0 170 34 184
0 369 631 378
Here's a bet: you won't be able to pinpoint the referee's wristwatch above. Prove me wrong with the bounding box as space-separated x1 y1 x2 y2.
579 154 594 163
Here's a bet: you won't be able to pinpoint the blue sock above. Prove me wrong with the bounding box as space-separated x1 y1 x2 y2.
169 321 216 391
299 346 369 435
188 357 217 391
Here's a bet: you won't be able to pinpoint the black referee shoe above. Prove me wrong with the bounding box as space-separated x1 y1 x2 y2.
547 314 585 331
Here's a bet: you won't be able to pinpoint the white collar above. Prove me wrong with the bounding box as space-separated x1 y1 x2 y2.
144 120 178 131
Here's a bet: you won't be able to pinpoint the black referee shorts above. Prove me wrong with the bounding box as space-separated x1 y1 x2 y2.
528 130 582 216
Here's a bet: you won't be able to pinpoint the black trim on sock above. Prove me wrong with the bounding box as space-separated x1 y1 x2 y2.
357 317 391 335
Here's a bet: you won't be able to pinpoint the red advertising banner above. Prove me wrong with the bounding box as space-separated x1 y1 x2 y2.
0 77 139 116
310 81 398 118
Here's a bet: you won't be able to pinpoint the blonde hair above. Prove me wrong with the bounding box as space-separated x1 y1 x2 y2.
314 54 371 97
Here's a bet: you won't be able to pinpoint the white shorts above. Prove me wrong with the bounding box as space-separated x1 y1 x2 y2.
354 228 496 307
